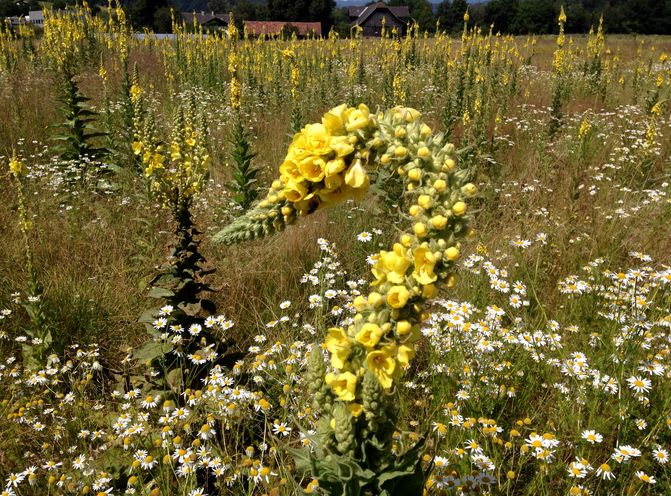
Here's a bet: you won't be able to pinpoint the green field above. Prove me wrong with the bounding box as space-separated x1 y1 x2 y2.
1 8 670 495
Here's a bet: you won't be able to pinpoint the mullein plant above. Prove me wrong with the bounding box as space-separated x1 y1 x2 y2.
584 16 607 99
285 47 303 134
226 16 259 210
549 7 569 136
213 104 474 494
41 7 107 169
0 18 32 73
132 97 230 396
6 155 52 369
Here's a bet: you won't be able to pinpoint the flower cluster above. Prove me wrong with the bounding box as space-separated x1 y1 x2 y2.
135 97 210 211
319 107 473 404
278 103 374 215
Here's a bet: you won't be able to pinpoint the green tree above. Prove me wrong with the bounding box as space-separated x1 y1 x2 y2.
233 0 265 21
390 0 434 32
331 6 350 36
511 0 556 34
267 0 308 21
484 0 519 33
125 0 171 30
154 6 173 32
437 0 467 33
207 0 229 13
0 0 39 17
308 0 335 31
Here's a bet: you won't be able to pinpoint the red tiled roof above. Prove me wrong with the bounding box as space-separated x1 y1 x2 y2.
243 21 322 36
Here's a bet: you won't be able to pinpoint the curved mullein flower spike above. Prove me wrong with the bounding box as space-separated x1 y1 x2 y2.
215 103 475 493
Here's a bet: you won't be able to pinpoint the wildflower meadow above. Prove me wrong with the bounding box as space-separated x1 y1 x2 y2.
1 4 670 496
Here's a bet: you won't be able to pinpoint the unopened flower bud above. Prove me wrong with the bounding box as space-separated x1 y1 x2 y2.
407 168 422 181
445 247 460 261
462 183 477 196
452 201 467 216
413 222 427 237
430 215 447 230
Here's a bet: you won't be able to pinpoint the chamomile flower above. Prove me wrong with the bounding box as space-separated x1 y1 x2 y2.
652 448 669 465
581 430 603 444
357 231 372 242
626 376 651 394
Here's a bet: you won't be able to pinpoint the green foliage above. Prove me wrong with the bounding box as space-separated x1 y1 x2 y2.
104 63 142 173
266 0 335 30
290 106 303 135
291 354 431 496
135 206 242 397
227 115 259 210
0 0 39 17
125 0 172 32
9 174 54 370
52 73 108 166
390 0 435 33
436 0 468 33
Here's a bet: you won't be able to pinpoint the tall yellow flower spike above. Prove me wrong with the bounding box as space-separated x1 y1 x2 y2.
214 102 473 401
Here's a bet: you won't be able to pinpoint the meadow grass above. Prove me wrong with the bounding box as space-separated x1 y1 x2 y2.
0 12 670 495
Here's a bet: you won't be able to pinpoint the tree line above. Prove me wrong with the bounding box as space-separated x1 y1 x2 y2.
4 0 671 35
387 0 671 35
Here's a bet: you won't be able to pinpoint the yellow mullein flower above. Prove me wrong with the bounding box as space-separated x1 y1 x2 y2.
412 245 438 285
366 350 396 389
132 141 143 155
322 172 344 193
344 159 369 189
302 123 332 156
452 201 467 216
298 156 326 183
396 320 412 336
283 180 309 203
279 158 301 182
330 138 354 158
8 157 25 177
326 371 357 401
348 402 363 417
130 84 142 102
345 104 371 132
322 103 348 135
386 285 410 309
325 157 347 177
372 243 411 284
355 323 384 349
396 345 415 368
324 327 352 370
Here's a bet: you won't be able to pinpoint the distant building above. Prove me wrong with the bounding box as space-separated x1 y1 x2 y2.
243 21 322 38
179 14 321 38
7 16 24 28
348 2 409 36
27 10 44 26
181 12 230 30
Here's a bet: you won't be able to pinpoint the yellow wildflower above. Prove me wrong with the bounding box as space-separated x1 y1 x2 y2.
8 157 25 177
366 350 396 389
326 371 357 401
325 327 352 369
387 285 410 309
355 323 384 348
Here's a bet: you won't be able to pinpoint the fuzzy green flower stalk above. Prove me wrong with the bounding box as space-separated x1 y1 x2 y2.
213 104 474 494
226 20 259 210
7 155 51 369
549 7 569 136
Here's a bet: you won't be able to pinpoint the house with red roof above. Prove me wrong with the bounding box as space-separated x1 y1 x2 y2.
179 12 322 38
